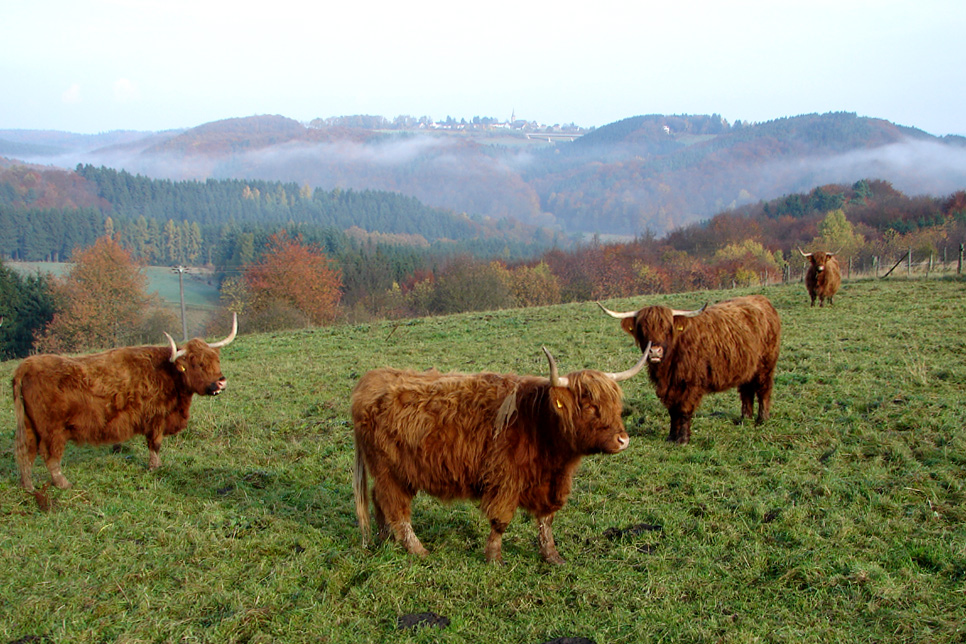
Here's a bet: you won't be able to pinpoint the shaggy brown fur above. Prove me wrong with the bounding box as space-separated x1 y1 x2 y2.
607 295 781 444
13 321 235 491
352 353 644 564
804 251 841 307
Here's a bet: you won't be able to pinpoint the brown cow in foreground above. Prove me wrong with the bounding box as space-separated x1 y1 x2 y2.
801 249 841 307
13 315 237 491
599 295 781 445
351 347 649 564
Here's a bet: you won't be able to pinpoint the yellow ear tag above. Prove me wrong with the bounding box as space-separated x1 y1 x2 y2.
556 399 563 409
178 363 186 372
677 326 684 331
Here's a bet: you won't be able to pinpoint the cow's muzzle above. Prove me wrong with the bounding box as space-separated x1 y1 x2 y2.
208 377 227 395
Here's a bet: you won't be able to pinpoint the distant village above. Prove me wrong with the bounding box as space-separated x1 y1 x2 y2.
308 113 589 137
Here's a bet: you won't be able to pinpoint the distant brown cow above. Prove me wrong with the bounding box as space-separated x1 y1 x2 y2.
599 295 781 444
800 249 841 307
351 347 649 564
13 315 237 491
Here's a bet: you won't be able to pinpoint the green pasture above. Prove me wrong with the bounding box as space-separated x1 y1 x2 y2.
8 261 221 337
0 278 964 643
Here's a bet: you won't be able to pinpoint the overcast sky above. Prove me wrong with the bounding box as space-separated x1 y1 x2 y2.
3 0 964 136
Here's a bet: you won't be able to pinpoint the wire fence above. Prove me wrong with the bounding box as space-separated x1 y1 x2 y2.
778 243 965 285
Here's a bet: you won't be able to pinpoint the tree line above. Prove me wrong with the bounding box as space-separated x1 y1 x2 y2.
2 170 964 359
0 164 560 265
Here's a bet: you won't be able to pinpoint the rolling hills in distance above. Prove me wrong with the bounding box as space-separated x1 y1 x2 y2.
3 111 965 238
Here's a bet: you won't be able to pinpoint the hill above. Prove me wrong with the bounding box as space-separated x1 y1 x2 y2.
4 112 966 236
1 277 964 642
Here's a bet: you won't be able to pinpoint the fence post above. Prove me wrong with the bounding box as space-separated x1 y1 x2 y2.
907 248 912 277
960 244 964 275
848 257 852 279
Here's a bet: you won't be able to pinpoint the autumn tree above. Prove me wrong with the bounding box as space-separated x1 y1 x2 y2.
711 239 783 287
509 262 561 307
632 261 670 294
37 236 162 352
420 256 513 315
242 231 343 329
812 209 864 257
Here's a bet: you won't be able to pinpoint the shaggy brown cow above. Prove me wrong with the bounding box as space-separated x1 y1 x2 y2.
800 249 841 307
599 295 781 444
352 347 649 564
13 315 237 491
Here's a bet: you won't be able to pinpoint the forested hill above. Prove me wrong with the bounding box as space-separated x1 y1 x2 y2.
73 165 478 238
0 164 558 266
4 111 965 236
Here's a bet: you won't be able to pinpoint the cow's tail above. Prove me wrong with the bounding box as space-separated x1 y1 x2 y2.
353 439 372 547
12 373 37 491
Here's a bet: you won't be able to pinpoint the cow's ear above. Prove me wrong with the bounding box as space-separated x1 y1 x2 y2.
174 359 187 373
549 387 576 418
673 316 690 333
620 317 636 336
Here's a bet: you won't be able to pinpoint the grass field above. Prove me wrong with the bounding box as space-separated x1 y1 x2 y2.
8 261 222 337
0 277 964 643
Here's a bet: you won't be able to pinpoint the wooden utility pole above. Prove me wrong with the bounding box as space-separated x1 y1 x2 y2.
172 266 189 341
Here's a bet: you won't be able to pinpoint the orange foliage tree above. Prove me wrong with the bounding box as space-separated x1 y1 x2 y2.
37 236 161 352
509 262 561 307
243 232 343 327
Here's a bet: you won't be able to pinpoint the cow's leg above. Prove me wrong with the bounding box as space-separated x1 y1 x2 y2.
668 406 694 445
146 432 164 470
15 422 39 491
39 433 71 489
756 372 775 425
738 382 756 422
537 513 565 565
372 493 391 543
481 490 519 563
484 518 509 564
373 477 428 557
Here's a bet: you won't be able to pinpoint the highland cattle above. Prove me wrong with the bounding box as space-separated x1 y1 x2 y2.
599 295 780 444
351 347 649 564
801 249 841 307
13 315 237 490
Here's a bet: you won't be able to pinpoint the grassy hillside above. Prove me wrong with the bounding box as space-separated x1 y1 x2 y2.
1 278 964 642
8 261 221 337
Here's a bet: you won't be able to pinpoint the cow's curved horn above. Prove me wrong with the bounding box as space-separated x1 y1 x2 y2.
798 248 812 258
597 302 638 319
164 332 187 362
670 302 708 318
207 313 237 349
603 343 651 382
543 346 570 388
